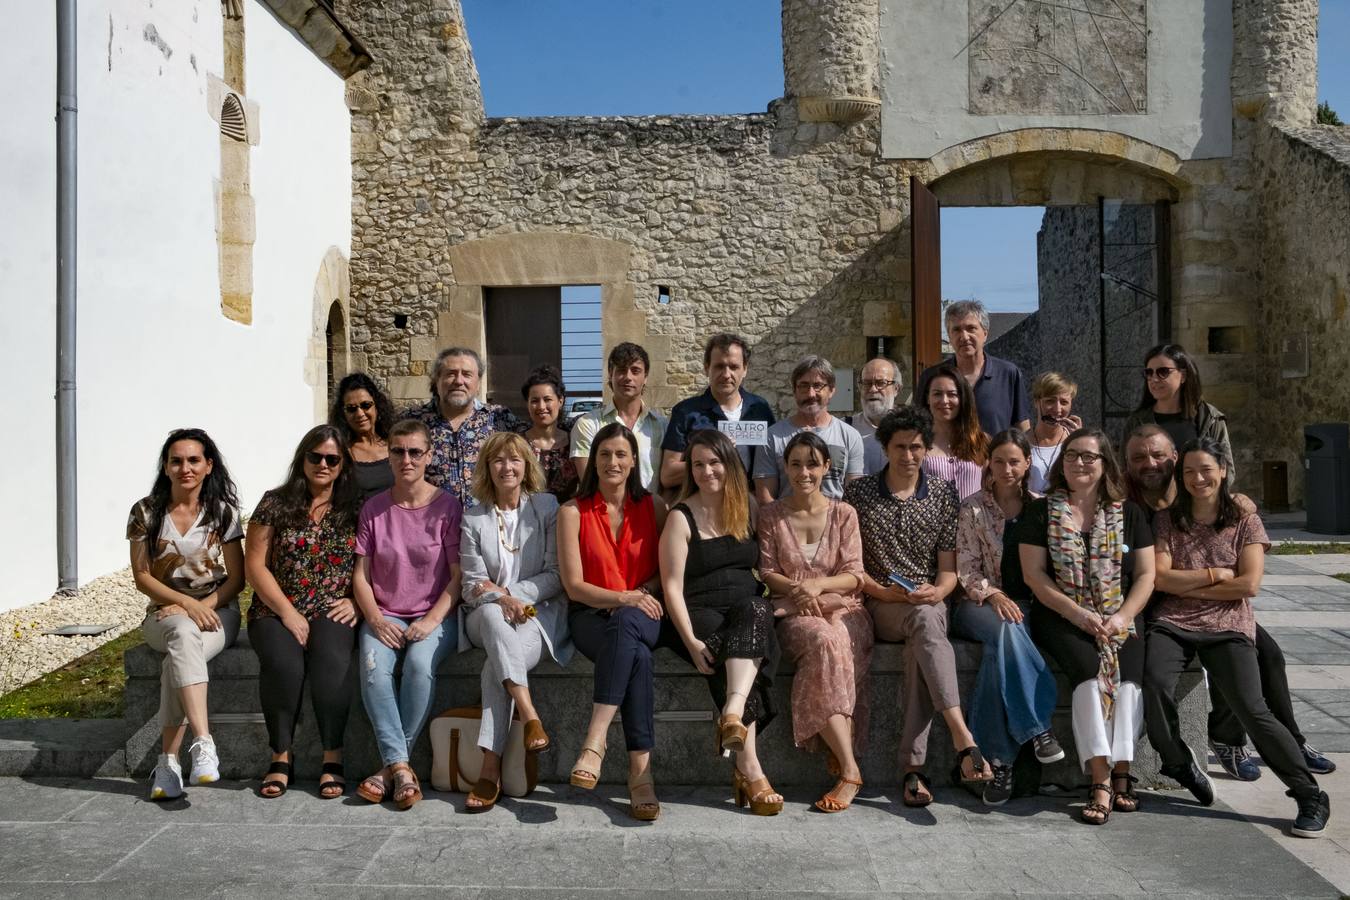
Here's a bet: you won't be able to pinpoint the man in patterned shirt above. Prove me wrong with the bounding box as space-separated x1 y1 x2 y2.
407 347 522 505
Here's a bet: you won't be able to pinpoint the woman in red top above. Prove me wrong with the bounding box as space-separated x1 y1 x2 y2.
558 422 669 820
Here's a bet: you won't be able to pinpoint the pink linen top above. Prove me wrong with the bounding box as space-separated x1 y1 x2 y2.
355 488 462 618
757 499 866 611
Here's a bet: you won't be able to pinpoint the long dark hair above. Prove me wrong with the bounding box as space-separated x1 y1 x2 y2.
144 428 240 546
265 425 361 531
575 422 649 502
926 365 989 465
1170 438 1241 533
1046 427 1126 506
985 428 1034 501
678 429 751 541
330 371 395 444
1136 343 1203 420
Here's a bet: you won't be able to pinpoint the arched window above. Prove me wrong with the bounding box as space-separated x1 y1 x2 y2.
220 94 247 142
325 301 347 408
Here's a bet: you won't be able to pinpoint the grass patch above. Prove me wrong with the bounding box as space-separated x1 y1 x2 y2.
1271 543 1350 556
0 588 252 721
1335 574 1350 585
0 629 141 719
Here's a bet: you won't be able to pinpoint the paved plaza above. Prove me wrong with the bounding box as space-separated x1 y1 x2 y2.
3 550 1350 898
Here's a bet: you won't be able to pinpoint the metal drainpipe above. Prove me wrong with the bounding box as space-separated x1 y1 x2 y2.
56 0 78 592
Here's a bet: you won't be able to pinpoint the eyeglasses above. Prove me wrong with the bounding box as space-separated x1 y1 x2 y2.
796 382 831 393
344 401 375 413
1063 450 1104 464
305 452 342 467
1143 366 1178 380
390 447 428 460
860 379 897 389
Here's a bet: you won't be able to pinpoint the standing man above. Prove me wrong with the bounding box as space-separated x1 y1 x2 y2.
918 300 1031 435
660 332 776 489
849 357 903 476
570 342 668 491
409 347 522 506
1122 425 1336 782
752 355 865 503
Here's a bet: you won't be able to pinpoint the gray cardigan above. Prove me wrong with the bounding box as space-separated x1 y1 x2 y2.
457 492 574 665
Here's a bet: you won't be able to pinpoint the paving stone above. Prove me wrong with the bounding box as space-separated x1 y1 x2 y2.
0 821 164 883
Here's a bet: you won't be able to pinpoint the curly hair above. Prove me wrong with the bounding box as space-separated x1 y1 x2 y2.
263 425 361 531
330 371 396 444
875 405 934 451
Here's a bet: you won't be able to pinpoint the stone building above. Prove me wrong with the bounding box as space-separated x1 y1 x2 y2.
333 0 1348 507
2 0 368 611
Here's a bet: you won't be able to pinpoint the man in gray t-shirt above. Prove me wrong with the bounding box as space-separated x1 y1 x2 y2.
752 356 866 501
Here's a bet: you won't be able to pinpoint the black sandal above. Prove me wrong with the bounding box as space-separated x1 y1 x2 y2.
319 761 346 799
1082 782 1112 825
259 761 292 798
902 771 933 807
954 746 992 784
1111 771 1139 812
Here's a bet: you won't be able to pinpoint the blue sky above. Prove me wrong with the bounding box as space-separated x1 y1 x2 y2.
463 1 1349 313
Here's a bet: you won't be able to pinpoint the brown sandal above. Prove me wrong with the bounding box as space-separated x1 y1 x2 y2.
466 777 501 812
356 768 389 804
569 740 605 790
717 714 748 754
1081 783 1112 825
1112 772 1140 812
733 768 783 816
523 719 550 753
390 763 422 810
628 770 661 821
902 771 933 808
815 777 862 813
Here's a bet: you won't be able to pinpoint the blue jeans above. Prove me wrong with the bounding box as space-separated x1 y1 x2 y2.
359 616 454 767
950 599 1057 765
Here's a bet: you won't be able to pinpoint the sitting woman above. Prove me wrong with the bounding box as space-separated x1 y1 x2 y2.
660 429 782 815
846 406 991 809
1145 438 1329 838
519 364 579 500
458 432 573 812
1026 371 1081 495
760 432 873 813
559 422 669 821
244 424 362 798
1018 428 1155 825
951 429 1062 806
129 428 245 801
352 418 462 810
922 366 988 500
331 372 396 500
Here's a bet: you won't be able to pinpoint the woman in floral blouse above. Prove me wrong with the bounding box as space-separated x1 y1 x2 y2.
519 364 579 500
245 424 362 798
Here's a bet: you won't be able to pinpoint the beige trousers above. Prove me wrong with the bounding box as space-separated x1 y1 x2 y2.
140 606 240 727
867 598 963 767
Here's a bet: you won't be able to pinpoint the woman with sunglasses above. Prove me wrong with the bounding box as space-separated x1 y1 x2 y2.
923 365 988 500
1144 438 1329 838
1018 428 1155 825
1124 344 1235 478
245 425 362 798
331 372 396 500
352 418 462 810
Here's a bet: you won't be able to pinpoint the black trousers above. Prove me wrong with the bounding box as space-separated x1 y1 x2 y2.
1144 624 1318 798
1207 622 1305 747
1028 602 1145 685
569 605 683 752
250 614 357 754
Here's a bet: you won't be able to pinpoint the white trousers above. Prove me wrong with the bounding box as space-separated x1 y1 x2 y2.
1070 679 1142 772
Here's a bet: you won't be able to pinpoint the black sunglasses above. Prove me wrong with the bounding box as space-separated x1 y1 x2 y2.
1143 366 1178 380
344 400 375 413
306 451 342 467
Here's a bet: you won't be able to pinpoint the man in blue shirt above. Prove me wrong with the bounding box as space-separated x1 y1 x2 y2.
917 299 1031 435
660 332 776 490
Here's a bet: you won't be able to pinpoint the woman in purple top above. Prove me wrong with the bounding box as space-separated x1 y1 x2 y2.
352 418 462 810
922 366 987 500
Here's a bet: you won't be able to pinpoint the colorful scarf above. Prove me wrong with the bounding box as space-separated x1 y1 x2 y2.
1047 490 1127 719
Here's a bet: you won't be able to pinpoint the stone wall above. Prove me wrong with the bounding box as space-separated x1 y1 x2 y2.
1249 124 1350 503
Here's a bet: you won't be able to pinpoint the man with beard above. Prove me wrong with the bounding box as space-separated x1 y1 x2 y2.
753 355 864 502
1123 426 1336 781
570 341 668 491
850 357 903 476
659 332 775 490
918 300 1031 436
409 347 522 506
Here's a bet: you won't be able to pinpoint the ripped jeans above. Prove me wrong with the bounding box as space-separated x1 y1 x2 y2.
358 616 454 767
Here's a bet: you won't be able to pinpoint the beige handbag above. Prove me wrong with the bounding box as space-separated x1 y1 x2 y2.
429 706 538 797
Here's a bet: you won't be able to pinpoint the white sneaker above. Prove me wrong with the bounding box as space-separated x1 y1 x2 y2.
188 735 221 785
149 754 184 800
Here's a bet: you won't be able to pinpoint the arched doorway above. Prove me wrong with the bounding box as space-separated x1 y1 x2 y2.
326 301 347 410
306 247 351 423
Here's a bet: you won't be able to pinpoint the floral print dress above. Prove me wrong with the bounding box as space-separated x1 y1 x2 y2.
247 490 358 623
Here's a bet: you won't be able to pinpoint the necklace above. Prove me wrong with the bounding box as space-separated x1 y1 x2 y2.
495 503 522 553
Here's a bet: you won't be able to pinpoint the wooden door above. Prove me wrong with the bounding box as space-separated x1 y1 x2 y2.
909 175 943 385
484 286 562 418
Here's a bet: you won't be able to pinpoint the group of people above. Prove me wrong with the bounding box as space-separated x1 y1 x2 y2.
126 300 1332 838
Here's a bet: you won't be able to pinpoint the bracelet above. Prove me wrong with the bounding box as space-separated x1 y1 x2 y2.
1206 567 1216 586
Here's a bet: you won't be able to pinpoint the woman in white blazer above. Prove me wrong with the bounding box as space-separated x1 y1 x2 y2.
458 432 573 811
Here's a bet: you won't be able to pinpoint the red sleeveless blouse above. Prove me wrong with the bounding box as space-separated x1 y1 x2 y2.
576 492 658 591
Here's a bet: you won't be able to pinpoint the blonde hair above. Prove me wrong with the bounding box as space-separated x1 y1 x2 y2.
470 431 545 505
1032 371 1079 401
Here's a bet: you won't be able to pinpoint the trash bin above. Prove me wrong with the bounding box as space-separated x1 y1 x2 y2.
1304 423 1350 534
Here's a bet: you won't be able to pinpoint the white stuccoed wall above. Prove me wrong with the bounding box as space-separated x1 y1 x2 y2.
0 0 351 612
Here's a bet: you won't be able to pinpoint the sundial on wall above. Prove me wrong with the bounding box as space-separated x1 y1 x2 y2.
963 0 1148 116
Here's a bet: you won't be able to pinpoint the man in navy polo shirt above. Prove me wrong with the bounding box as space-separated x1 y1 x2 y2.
917 299 1031 435
659 332 776 490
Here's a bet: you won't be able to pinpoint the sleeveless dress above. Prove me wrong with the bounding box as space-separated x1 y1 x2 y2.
674 503 779 730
